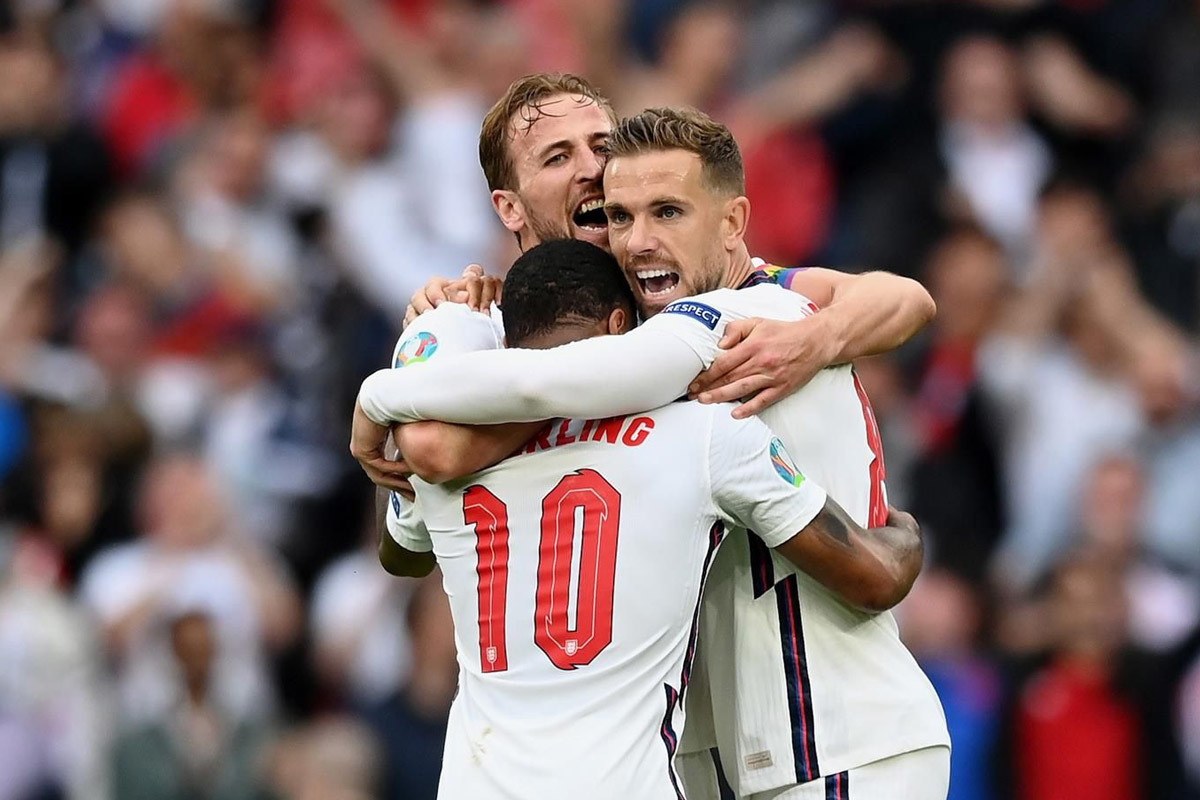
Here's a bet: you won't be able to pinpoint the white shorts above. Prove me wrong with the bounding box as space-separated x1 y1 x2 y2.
752 746 950 800
677 746 950 800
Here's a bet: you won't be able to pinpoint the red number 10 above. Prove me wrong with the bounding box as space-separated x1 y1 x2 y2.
462 469 622 674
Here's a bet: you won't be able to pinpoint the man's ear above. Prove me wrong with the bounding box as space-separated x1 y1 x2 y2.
606 305 631 335
721 195 751 252
492 189 526 235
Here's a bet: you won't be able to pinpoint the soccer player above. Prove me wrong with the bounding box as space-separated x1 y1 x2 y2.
389 73 933 432
383 238 922 799
354 108 951 800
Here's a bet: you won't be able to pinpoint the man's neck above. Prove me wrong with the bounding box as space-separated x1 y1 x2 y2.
721 245 755 290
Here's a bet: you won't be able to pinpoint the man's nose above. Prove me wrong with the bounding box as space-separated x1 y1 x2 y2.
626 216 657 255
577 147 605 184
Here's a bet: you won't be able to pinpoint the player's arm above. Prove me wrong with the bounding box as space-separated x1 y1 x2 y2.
355 324 705 427
692 268 935 417
709 409 923 613
376 476 439 577
395 420 545 483
776 501 922 612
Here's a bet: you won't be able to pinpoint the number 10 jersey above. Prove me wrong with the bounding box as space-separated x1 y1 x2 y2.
389 306 830 800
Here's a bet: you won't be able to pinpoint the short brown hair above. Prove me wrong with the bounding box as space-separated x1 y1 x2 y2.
607 107 745 196
479 73 617 192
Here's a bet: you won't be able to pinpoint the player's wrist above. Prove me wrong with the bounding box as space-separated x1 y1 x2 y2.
800 312 848 368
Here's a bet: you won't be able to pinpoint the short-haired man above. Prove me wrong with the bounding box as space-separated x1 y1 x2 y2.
396 73 933 421
382 238 923 799
355 107 951 799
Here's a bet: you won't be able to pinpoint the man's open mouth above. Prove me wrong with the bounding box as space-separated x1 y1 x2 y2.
573 198 607 231
635 269 680 297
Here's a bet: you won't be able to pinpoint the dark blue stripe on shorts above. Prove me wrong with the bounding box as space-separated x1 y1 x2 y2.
710 748 736 800
824 770 849 799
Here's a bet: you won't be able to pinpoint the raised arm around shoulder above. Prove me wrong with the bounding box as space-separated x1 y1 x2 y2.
774 501 923 613
395 420 546 483
358 325 706 425
789 268 936 363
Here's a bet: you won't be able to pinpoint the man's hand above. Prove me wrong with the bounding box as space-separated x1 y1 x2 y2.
350 401 414 493
690 317 839 418
404 265 504 327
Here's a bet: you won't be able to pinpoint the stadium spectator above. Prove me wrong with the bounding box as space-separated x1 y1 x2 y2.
0 0 1198 795
78 453 300 726
899 570 1004 800
358 571 455 800
310 528 413 707
112 609 274 800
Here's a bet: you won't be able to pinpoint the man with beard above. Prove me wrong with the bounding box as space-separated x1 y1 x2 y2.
354 107 950 800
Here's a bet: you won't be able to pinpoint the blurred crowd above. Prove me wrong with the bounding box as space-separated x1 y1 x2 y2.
0 0 1197 798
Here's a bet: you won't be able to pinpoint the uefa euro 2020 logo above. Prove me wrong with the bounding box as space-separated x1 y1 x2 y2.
394 332 439 368
770 437 805 487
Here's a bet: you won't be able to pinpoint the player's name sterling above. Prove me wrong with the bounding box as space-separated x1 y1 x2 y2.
520 415 656 456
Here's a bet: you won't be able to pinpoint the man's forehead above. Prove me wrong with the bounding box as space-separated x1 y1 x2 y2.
508 95 611 150
604 150 705 200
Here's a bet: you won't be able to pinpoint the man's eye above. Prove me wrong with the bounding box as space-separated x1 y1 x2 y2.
545 153 567 166
607 210 629 224
594 145 610 157
661 206 680 219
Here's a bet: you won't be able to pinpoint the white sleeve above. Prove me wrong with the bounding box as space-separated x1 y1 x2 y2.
640 286 813 369
384 302 500 552
708 407 828 548
386 490 433 553
390 301 503 367
638 297 729 369
358 323 706 425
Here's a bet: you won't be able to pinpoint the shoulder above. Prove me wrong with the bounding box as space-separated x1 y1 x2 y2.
684 285 814 322
392 302 501 366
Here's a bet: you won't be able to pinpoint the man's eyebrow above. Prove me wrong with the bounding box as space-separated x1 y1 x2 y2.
537 139 573 160
650 196 688 207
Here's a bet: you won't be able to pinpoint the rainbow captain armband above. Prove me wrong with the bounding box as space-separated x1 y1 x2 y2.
662 300 721 330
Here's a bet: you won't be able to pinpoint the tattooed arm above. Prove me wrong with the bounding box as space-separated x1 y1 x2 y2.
710 405 923 613
775 500 923 613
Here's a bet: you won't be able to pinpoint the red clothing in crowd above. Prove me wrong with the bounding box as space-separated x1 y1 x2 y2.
1016 659 1143 800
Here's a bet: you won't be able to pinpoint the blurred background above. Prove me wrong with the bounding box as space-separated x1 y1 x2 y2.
0 0 1197 798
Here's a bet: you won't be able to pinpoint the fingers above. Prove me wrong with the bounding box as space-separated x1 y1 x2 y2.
411 277 452 319
732 385 786 419
480 276 502 309
464 272 504 311
697 374 772 406
718 318 761 350
461 265 486 310
690 346 755 394
464 273 483 309
358 456 413 493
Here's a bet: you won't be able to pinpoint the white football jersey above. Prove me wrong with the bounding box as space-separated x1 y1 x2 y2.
420 406 826 800
645 279 950 795
383 302 505 552
382 304 831 799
